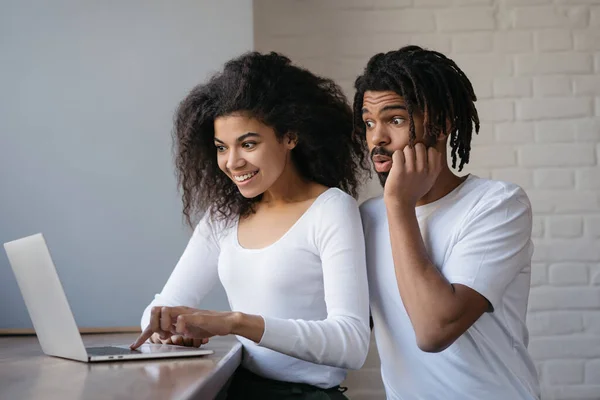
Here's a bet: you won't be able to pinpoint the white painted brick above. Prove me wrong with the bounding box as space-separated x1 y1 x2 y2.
529 336 600 360
573 76 600 96
527 311 582 335
544 360 585 385
519 144 596 167
337 34 411 57
596 54 600 72
574 30 600 51
436 8 495 32
548 217 584 239
493 31 533 53
584 311 600 333
533 76 572 97
534 120 576 143
332 10 436 34
531 239 600 262
477 99 514 122
496 122 534 143
597 97 600 116
534 169 574 189
531 263 548 286
492 168 533 188
255 6 328 35
318 0 413 8
585 216 600 238
471 122 495 144
503 0 551 4
452 33 493 53
453 54 513 77
259 36 334 59
528 191 600 213
530 286 600 311
535 30 573 52
528 192 556 213
409 34 452 53
517 98 593 120
532 216 545 238
576 118 600 142
469 145 516 167
413 0 449 6
456 0 493 5
327 57 371 80
592 6 600 26
493 77 532 98
549 263 588 284
513 6 589 29
576 169 600 190
516 53 593 75
554 193 600 213
471 78 493 99
585 360 600 384
591 264 600 285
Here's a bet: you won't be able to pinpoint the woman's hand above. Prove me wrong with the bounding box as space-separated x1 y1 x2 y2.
149 332 209 347
130 306 240 350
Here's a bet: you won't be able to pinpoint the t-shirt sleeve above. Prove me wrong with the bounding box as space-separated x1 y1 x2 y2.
442 185 533 312
140 212 221 329
257 191 371 370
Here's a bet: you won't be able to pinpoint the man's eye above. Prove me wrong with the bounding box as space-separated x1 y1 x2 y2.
365 121 374 128
242 142 256 149
392 117 404 125
215 145 226 152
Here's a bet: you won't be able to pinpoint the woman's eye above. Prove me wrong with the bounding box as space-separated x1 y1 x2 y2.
365 121 374 128
242 142 256 149
392 117 404 125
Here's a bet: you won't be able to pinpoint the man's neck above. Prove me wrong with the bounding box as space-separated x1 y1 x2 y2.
416 166 466 207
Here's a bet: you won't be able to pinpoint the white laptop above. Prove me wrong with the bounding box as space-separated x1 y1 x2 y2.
4 233 214 362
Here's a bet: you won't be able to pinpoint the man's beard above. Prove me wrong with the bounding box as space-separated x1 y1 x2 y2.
371 146 394 188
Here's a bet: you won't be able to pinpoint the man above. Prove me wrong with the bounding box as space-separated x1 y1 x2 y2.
356 46 540 399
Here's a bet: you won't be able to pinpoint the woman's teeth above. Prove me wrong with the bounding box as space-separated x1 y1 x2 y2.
234 172 257 182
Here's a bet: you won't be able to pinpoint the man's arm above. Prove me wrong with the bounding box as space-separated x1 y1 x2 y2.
386 203 488 353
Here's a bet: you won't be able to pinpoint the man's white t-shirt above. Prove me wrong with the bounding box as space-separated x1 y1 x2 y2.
360 175 540 400
141 188 370 389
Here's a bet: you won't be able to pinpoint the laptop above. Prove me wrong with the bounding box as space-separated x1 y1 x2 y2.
3 233 214 362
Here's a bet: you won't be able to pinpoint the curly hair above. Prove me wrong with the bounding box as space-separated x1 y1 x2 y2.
173 51 370 226
353 45 480 171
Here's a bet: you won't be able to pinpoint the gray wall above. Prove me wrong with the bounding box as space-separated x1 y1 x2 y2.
0 0 253 329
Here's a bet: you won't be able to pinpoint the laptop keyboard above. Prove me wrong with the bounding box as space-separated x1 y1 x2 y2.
87 346 141 356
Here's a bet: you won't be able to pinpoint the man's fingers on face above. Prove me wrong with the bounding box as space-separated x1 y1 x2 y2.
414 143 427 171
403 145 415 170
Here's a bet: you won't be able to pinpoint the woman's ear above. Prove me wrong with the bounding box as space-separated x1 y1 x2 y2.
285 133 298 150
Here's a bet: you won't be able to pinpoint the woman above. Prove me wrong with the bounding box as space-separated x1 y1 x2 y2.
131 52 370 399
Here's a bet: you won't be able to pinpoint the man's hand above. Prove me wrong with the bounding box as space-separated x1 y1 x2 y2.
383 143 442 208
130 306 239 350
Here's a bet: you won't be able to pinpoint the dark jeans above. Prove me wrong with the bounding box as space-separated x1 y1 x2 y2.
223 367 349 400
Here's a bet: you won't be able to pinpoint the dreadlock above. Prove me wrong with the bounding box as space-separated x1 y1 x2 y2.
353 45 480 171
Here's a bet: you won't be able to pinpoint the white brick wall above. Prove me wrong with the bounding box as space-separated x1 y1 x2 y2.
254 1 600 399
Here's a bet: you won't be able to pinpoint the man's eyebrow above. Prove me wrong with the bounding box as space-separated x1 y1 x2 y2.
362 104 407 114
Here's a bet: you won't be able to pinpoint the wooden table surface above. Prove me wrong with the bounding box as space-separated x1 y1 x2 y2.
0 333 242 400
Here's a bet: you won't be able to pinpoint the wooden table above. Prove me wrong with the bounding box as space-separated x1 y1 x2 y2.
0 333 242 400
